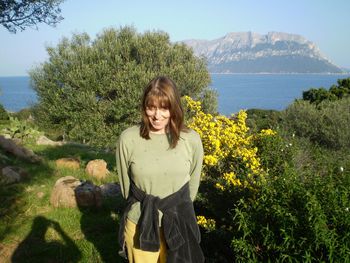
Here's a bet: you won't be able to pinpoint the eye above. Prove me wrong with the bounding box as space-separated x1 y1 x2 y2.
146 106 156 111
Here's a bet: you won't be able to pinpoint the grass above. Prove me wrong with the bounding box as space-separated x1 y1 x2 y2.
0 141 126 262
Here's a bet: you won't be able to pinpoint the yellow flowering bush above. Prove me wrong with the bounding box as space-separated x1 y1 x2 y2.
196 215 216 232
185 96 275 260
185 96 265 190
185 96 350 262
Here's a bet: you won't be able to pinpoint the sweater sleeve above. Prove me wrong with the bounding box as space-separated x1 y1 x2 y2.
116 133 131 199
188 131 204 201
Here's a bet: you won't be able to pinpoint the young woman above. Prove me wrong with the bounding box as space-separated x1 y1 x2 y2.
116 76 204 263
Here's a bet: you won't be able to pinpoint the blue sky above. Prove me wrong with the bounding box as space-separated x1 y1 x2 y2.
1 0 349 76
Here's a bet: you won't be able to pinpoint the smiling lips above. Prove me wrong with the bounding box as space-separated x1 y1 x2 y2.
151 119 165 125
149 117 169 133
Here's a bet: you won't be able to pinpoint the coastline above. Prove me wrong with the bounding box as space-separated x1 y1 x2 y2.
210 72 350 75
1 74 350 114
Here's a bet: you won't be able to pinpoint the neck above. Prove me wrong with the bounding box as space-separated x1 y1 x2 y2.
150 130 167 134
150 126 169 134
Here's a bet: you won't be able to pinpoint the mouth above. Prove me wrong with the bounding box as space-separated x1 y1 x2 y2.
152 120 163 124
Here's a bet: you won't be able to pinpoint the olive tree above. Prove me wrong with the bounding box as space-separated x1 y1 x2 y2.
30 26 216 147
0 0 64 33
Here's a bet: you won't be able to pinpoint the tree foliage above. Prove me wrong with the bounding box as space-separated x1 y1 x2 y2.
30 26 215 147
283 97 350 149
0 0 64 33
302 77 350 104
0 102 9 120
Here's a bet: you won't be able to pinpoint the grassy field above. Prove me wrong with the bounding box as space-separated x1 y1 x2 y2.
0 142 126 263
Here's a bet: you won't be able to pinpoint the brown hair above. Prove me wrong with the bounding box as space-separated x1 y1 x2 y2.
140 76 187 148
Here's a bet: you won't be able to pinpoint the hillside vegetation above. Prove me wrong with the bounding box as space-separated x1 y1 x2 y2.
1 39 349 262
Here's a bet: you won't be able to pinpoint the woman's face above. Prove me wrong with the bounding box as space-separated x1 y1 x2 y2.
145 101 171 134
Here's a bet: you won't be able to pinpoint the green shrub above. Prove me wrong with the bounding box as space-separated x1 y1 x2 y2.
226 136 350 262
194 107 350 261
230 165 350 262
30 26 216 147
302 77 350 104
1 117 42 143
254 131 295 176
282 97 350 149
246 109 282 132
302 87 337 104
0 103 9 121
11 107 34 121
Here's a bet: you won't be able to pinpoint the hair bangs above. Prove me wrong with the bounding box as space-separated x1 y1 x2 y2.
145 90 170 109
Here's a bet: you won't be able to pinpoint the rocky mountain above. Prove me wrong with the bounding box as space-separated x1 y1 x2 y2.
182 32 343 73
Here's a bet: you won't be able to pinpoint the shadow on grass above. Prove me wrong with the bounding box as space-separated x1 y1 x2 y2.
0 147 56 242
11 215 82 262
77 197 126 263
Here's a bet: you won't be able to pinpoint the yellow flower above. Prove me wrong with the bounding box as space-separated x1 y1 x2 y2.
196 215 216 231
184 96 266 190
215 183 225 191
223 172 242 187
204 155 218 166
260 129 277 136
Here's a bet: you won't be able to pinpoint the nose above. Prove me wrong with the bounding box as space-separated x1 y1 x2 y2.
154 108 162 119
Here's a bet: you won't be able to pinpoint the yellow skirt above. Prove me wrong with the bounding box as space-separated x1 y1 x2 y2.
124 219 167 263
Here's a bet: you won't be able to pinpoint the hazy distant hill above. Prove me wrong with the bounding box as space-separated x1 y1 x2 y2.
182 32 343 73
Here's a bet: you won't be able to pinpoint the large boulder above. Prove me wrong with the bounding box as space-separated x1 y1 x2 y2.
0 166 28 184
75 181 102 208
85 159 109 180
36 135 64 146
0 135 41 163
50 176 81 208
55 157 80 170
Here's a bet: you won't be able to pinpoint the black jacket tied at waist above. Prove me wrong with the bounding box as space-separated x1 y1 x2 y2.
118 181 204 263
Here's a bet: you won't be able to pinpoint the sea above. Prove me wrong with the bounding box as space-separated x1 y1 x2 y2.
1 74 349 115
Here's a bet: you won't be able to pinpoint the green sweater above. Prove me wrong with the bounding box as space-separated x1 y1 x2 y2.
116 125 204 225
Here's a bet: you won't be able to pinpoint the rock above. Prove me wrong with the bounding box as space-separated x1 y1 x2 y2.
25 186 34 192
50 176 81 208
28 114 34 122
55 157 80 170
75 181 102 208
85 159 109 180
37 192 45 198
100 183 121 198
36 135 64 146
0 135 42 163
0 166 28 184
2 134 11 139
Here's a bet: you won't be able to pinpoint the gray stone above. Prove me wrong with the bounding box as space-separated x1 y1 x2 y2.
0 135 41 163
36 135 64 146
50 176 81 208
0 166 28 184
